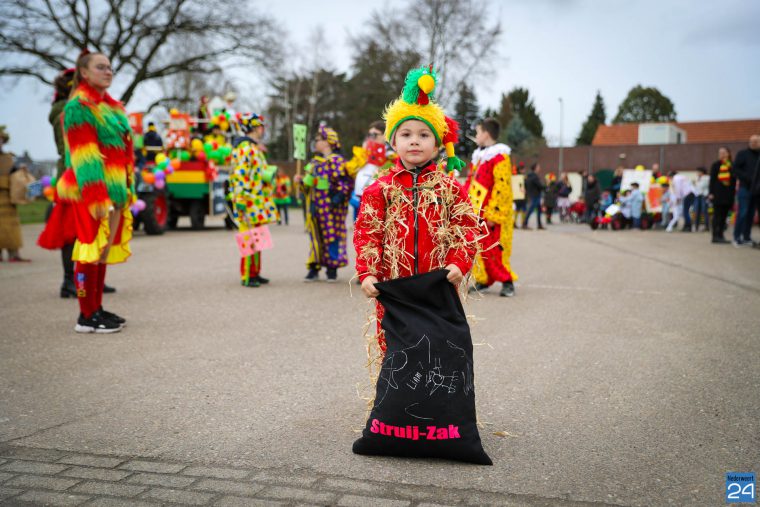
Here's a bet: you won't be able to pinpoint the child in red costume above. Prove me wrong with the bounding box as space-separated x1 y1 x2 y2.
464 117 518 298
354 66 481 353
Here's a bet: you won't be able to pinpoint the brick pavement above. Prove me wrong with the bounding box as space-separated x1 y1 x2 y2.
0 444 610 506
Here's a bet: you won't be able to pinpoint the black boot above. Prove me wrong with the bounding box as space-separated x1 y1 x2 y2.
60 243 76 298
326 268 338 283
60 278 76 298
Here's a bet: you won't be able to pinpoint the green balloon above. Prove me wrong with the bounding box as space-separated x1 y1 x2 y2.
203 142 213 153
180 150 191 161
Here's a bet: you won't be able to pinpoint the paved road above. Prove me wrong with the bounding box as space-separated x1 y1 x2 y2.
1 215 758 506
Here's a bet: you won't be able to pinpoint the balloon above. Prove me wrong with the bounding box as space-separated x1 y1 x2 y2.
155 179 166 190
169 108 179 115
212 141 219 150
171 159 182 169
203 142 213 153
191 139 203 151
219 120 229 131
220 146 231 157
154 170 165 180
195 151 207 161
635 164 645 171
155 153 167 165
143 172 156 184
165 165 174 175
180 150 191 162
40 175 52 187
159 159 170 169
50 176 57 188
43 186 55 200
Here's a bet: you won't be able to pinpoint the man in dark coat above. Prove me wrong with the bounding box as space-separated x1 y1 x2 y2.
522 163 546 229
584 174 601 223
731 135 760 246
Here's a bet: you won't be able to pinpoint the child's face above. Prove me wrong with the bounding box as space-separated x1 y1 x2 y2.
474 124 491 146
392 119 437 168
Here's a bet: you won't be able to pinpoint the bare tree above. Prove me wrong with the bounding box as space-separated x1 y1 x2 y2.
0 0 283 105
364 0 502 106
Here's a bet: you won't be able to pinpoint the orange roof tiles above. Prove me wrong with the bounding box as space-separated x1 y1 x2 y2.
592 119 760 146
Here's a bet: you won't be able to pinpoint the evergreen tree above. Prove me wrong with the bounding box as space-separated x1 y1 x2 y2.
503 115 532 152
613 85 676 123
507 87 543 139
576 91 606 145
341 40 421 150
453 83 480 158
495 93 513 133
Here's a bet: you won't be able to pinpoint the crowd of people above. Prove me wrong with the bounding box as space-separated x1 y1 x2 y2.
512 139 760 248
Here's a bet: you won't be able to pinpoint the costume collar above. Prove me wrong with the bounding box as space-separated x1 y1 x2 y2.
472 143 511 165
75 80 120 107
390 158 437 176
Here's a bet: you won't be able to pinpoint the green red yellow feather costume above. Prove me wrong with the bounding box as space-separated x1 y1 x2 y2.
54 80 135 264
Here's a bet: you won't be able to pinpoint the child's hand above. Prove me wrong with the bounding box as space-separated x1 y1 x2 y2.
362 276 380 298
445 264 463 285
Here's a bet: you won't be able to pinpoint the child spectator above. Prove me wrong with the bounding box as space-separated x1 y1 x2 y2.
629 182 644 228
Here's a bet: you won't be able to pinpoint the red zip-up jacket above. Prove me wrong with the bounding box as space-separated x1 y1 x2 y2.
354 159 479 283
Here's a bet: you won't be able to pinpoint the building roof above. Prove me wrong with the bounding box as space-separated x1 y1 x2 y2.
592 119 760 146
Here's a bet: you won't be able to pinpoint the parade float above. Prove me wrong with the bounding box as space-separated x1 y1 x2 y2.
128 109 235 233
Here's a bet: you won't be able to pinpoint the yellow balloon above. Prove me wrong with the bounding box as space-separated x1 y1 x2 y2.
635 164 645 171
191 139 203 151
155 153 167 164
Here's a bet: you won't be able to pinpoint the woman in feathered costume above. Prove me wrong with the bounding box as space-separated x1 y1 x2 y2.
45 51 134 333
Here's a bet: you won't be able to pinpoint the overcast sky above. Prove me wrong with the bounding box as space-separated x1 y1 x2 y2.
2 0 759 161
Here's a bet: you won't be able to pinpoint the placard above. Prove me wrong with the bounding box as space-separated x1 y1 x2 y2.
293 123 307 160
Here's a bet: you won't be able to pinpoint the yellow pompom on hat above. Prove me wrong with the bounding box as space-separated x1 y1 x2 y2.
384 65 465 171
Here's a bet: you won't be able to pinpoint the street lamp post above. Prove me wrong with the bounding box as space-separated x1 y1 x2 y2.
558 97 564 179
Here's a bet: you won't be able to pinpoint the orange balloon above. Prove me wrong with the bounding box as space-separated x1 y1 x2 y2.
43 186 55 199
143 172 156 184
171 159 182 169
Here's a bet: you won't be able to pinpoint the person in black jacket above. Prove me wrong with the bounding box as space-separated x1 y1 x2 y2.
584 174 601 223
522 163 546 229
543 174 560 224
143 122 164 163
709 147 735 244
731 135 760 246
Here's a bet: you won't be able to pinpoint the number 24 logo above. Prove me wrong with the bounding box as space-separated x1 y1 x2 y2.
727 481 755 500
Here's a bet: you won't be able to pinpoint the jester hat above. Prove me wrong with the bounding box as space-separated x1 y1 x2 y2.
318 124 341 150
239 113 265 133
384 65 465 171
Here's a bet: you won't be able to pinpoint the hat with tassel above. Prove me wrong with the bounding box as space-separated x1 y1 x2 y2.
383 65 466 172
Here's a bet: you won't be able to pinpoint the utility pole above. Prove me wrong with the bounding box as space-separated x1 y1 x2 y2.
558 97 564 179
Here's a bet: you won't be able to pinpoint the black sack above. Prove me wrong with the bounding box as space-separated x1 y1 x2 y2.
353 270 492 465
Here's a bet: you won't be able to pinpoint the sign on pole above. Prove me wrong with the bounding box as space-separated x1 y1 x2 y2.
293 123 307 161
